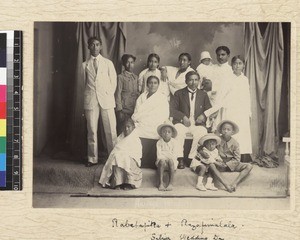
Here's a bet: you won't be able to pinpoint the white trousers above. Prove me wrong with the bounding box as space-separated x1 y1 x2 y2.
174 123 207 159
85 104 117 163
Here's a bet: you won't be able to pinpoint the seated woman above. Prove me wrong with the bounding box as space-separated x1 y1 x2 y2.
132 75 169 139
99 119 143 190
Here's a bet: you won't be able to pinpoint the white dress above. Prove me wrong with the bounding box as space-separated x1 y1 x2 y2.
223 73 252 154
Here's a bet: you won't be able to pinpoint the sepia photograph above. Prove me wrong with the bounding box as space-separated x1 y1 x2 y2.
33 22 291 209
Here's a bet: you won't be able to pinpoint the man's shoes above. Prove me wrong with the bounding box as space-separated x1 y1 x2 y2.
85 162 98 167
177 158 185 169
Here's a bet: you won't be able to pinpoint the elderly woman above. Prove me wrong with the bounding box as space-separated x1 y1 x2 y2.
131 75 169 139
99 118 143 190
161 53 195 95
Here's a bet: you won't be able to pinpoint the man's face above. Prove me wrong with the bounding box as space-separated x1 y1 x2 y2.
186 74 200 91
216 49 229 64
89 40 102 57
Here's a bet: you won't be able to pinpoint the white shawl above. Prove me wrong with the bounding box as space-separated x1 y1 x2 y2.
132 91 169 139
99 129 142 187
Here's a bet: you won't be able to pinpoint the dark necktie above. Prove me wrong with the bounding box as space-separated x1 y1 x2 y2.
188 90 196 101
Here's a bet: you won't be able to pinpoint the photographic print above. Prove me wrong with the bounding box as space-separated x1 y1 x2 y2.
33 22 291 209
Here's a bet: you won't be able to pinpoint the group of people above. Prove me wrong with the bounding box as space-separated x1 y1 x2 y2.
82 36 253 193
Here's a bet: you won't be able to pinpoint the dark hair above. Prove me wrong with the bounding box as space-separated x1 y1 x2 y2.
231 55 245 65
124 118 135 128
87 36 102 46
121 54 136 66
185 71 200 83
146 75 160 86
147 53 160 67
178 52 192 61
215 46 230 55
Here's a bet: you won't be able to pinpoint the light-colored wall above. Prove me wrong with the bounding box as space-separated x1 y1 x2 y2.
126 22 244 74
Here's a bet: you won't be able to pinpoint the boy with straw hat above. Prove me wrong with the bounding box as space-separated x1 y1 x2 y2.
156 121 179 191
190 133 222 191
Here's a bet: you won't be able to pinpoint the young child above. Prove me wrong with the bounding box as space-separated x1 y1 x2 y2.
190 133 221 191
115 54 139 134
156 121 178 191
99 118 143 190
196 51 214 84
139 53 170 98
203 120 253 192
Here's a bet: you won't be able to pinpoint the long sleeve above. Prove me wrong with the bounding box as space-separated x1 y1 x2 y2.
115 75 123 111
108 60 117 93
170 91 186 122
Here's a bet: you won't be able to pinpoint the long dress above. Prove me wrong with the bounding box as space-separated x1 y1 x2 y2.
222 73 252 154
99 129 143 188
131 91 169 139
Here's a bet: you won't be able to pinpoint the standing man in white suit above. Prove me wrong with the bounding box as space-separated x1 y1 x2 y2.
82 36 117 167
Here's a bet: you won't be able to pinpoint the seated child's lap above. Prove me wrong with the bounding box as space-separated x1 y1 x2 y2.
192 163 209 174
155 158 176 168
216 162 249 172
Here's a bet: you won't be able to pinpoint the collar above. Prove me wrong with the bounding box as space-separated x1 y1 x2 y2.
123 70 134 76
187 87 197 93
221 137 235 147
218 62 230 67
90 54 101 61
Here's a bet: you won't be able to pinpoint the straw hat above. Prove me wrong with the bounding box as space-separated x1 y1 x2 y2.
200 51 212 61
216 120 239 135
199 133 221 146
157 121 177 138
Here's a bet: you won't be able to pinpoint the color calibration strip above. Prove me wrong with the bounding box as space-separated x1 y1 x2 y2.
0 33 7 187
0 31 22 190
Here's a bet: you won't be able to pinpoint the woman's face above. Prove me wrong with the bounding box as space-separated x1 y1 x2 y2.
147 77 159 94
124 122 135 136
148 57 159 71
232 58 244 75
178 55 191 70
124 57 135 72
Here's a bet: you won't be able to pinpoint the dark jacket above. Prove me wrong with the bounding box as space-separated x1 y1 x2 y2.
170 87 212 125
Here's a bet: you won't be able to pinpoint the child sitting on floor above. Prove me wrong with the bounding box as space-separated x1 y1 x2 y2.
190 133 221 191
201 120 253 192
99 119 143 190
156 121 178 191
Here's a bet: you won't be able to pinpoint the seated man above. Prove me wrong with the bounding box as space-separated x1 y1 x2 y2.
170 71 212 169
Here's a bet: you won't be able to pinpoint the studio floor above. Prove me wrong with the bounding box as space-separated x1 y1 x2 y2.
32 142 290 209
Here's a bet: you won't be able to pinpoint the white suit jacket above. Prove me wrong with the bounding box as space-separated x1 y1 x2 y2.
82 54 117 110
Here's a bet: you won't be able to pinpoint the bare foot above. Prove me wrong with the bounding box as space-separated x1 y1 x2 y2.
158 184 166 191
225 184 233 193
115 186 121 190
230 184 237 192
166 184 173 191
